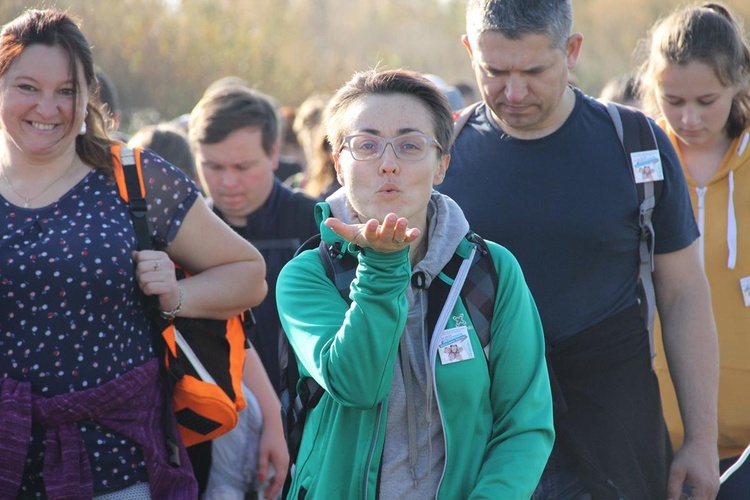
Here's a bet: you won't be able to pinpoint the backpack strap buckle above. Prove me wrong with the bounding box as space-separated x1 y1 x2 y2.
129 198 148 219
327 241 345 259
297 377 325 410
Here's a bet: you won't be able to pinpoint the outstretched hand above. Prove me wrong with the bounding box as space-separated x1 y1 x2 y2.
324 213 419 253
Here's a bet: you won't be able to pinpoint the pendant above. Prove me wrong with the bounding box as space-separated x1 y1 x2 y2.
23 200 30 208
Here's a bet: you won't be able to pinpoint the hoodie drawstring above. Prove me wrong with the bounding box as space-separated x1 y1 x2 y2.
727 170 736 269
695 186 707 267
728 131 749 269
421 290 435 489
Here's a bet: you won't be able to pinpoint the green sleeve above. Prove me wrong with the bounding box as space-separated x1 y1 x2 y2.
276 246 411 409
472 243 555 498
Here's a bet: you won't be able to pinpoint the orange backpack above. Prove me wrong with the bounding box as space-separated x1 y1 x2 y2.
112 145 248 453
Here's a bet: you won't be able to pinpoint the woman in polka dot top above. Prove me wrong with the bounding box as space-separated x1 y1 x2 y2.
0 9 267 499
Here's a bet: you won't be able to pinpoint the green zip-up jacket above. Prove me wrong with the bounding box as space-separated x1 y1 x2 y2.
277 199 553 499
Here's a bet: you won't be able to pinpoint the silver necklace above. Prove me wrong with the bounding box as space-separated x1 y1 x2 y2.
1 156 79 208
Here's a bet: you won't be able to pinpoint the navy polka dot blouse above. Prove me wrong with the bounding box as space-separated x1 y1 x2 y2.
1 150 199 496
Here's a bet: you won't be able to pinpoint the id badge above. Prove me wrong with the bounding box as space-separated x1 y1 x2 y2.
741 276 750 307
631 149 664 183
438 326 475 365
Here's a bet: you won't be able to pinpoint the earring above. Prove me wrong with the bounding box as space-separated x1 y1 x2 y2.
79 121 87 135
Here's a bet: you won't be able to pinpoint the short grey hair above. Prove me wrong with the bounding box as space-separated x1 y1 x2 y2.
466 0 573 51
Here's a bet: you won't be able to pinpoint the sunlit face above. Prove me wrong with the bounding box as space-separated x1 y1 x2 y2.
463 31 581 138
656 61 738 149
195 126 278 226
0 44 88 160
333 93 449 227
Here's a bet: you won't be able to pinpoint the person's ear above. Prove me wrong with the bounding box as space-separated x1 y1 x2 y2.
270 142 280 171
565 33 584 71
461 34 474 61
333 154 345 186
433 154 450 186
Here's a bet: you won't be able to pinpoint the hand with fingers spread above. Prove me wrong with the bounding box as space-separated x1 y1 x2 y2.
324 213 420 254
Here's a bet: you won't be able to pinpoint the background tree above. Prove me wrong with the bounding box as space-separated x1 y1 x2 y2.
2 0 747 133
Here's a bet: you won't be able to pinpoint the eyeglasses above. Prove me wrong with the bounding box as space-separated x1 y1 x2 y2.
340 133 444 161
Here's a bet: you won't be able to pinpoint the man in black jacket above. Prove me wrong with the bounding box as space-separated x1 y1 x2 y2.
187 80 317 498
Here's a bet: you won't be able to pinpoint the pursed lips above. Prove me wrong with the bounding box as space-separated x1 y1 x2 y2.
377 183 400 194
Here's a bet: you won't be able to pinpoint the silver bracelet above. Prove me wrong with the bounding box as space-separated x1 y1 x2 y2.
160 285 184 320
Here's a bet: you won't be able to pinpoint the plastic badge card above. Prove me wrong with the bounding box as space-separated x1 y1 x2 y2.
741 276 750 307
631 149 664 183
438 326 475 365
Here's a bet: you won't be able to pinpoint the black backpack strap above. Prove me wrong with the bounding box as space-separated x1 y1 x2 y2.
426 259 454 346
284 231 331 414
282 232 347 496
293 232 359 300
116 146 181 466
603 102 662 358
294 233 322 257
427 232 498 355
251 238 303 251
287 237 355 404
120 148 153 252
119 148 163 320
452 101 482 144
464 233 498 352
318 239 358 302
283 232 323 415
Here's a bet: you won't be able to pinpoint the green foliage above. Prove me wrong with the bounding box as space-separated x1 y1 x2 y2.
1 0 749 133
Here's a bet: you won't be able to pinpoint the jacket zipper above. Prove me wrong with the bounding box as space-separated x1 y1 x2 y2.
363 402 384 499
429 321 448 498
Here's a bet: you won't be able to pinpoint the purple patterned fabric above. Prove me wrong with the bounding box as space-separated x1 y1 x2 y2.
0 378 32 494
0 359 197 499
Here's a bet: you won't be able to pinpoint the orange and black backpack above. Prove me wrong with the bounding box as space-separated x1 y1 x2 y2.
112 145 248 461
